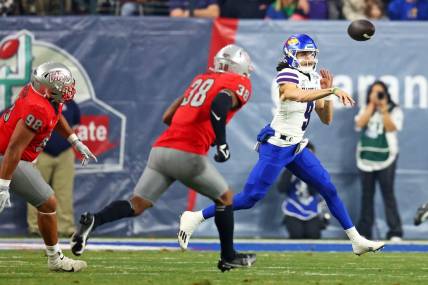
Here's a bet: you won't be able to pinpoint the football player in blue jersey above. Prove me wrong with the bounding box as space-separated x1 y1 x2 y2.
178 34 385 255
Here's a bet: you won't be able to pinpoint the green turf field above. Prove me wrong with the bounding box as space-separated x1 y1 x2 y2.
1 250 427 285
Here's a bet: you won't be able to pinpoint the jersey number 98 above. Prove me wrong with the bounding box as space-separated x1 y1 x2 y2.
25 114 43 132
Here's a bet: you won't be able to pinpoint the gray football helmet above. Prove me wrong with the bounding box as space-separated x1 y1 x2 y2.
30 62 76 102
214 44 253 77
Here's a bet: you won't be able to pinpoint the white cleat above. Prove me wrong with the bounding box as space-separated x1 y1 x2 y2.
178 211 204 250
48 252 87 272
352 238 385 256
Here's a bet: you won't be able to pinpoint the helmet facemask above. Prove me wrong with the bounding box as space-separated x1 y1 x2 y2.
295 50 318 73
46 71 76 103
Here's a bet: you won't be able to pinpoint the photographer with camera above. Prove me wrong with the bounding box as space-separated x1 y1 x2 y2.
355 80 403 241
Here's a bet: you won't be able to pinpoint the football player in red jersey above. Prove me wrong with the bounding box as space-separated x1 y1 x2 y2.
0 62 97 272
71 44 256 271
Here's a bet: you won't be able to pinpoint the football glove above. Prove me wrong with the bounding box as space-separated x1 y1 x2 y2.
68 134 97 166
0 184 11 214
214 144 230 163
73 140 98 166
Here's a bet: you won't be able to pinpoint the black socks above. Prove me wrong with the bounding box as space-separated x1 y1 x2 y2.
93 200 135 229
214 205 235 261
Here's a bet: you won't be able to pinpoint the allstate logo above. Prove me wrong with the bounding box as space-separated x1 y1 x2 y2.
0 30 126 173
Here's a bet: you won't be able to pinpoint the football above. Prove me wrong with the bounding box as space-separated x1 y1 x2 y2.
347 19 375 41
0 38 20 59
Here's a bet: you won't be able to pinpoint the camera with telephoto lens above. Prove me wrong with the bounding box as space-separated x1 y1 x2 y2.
377 91 385 100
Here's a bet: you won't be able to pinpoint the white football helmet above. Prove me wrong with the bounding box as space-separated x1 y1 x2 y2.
213 44 253 77
31 62 76 102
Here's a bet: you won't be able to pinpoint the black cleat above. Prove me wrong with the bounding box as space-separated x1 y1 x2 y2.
217 252 256 272
70 212 95 256
414 203 428 226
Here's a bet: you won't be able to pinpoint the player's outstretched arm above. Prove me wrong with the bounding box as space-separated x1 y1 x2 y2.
279 83 333 102
162 95 185 126
279 84 354 106
56 115 97 166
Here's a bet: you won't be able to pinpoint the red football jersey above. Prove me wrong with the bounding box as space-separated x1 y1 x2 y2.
0 84 63 162
154 71 252 155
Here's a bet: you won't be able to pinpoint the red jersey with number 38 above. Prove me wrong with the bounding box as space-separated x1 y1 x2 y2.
0 85 63 162
154 71 252 155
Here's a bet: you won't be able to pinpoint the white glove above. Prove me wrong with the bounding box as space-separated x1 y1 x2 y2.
0 180 11 214
68 134 98 166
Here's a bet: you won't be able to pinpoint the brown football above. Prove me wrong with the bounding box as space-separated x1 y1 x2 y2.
347 19 375 41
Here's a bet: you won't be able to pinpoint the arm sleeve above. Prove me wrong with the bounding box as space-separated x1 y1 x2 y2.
210 91 233 146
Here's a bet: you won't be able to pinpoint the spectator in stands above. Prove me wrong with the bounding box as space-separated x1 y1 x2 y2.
27 100 81 237
277 142 330 239
20 0 72 15
343 0 387 20
218 0 270 19
308 0 329 19
355 80 403 241
265 0 309 20
120 0 169 16
327 0 343 19
120 0 145 15
365 0 388 20
342 0 365 20
388 0 428 20
0 0 20 15
169 0 219 18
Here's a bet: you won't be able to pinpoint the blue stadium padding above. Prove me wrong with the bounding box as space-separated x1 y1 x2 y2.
1 18 428 239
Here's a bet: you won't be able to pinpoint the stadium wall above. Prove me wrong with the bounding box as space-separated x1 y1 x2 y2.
1 17 428 240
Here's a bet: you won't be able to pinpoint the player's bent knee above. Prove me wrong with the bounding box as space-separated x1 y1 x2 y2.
37 195 57 213
130 195 152 216
216 190 233 206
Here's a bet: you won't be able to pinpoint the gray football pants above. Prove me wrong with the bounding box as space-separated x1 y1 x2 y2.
134 147 229 203
0 156 54 207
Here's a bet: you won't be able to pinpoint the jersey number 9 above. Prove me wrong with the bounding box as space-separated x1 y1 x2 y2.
301 101 314 131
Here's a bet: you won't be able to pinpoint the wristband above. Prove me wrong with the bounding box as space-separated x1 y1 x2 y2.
331 87 340 95
67 133 79 145
0 179 11 188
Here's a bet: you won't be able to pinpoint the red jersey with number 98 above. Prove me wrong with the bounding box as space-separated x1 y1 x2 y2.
0 84 63 162
154 71 252 155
